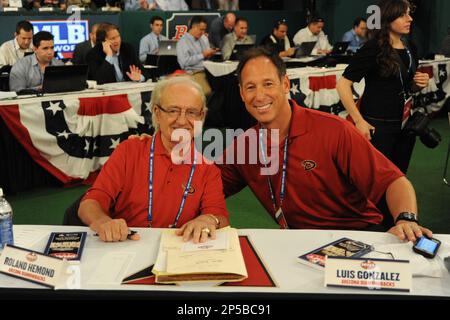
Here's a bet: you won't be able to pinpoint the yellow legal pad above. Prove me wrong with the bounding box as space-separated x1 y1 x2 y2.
152 228 248 284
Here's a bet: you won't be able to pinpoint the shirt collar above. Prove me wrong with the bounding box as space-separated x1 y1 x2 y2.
186 32 198 42
13 38 20 50
306 27 315 37
154 130 167 156
254 100 307 139
30 53 39 67
13 38 32 52
287 100 308 138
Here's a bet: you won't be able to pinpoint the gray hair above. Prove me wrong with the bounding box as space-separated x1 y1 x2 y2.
150 76 208 131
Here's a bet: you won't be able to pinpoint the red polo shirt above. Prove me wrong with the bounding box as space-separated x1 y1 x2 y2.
83 132 228 228
219 101 404 230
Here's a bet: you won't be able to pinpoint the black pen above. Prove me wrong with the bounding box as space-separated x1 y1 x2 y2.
93 230 138 239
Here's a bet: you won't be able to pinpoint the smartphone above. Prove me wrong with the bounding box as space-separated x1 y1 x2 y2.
413 236 441 258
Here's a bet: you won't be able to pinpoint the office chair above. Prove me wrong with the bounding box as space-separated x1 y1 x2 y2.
0 65 12 92
63 194 87 226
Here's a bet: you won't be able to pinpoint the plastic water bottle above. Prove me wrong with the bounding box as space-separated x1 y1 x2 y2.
0 187 14 250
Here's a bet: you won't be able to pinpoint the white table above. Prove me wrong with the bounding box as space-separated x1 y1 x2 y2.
1 225 449 298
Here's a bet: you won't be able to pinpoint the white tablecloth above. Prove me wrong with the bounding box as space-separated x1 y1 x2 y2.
1 225 449 297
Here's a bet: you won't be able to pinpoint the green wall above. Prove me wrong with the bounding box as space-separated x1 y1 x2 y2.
0 1 448 56
118 10 306 52
313 0 450 57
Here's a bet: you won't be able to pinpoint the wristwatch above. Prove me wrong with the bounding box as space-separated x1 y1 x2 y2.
395 212 419 224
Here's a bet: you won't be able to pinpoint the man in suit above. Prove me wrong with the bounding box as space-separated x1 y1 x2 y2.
72 23 100 65
86 23 145 84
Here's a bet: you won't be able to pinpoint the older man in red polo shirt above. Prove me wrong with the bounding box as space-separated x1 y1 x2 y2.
218 47 433 243
79 76 228 243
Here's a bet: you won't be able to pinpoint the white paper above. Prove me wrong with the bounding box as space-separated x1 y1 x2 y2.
88 252 135 285
369 242 448 278
0 92 18 100
13 228 49 250
182 231 229 252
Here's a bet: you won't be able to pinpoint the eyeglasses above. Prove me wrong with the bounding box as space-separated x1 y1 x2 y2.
157 105 203 120
276 19 287 26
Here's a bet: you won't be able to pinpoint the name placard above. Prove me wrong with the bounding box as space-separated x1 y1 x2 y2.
0 245 68 288
3 7 19 12
324 257 411 292
38 7 54 12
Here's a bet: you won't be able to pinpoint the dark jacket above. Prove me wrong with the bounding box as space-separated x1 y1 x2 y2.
86 42 144 84
72 40 94 65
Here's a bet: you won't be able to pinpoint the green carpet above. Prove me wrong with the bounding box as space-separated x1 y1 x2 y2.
6 117 450 233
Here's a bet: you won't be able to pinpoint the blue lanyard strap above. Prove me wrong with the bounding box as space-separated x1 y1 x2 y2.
259 129 289 211
148 134 197 228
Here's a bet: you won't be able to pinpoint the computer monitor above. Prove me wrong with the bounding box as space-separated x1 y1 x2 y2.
330 41 350 55
158 40 178 56
42 64 88 93
294 41 317 57
230 43 254 61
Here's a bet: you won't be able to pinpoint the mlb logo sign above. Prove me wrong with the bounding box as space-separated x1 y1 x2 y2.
31 20 89 59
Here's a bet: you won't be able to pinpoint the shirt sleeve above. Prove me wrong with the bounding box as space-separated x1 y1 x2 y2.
221 34 234 60
342 39 378 83
176 38 204 70
199 164 229 219
139 37 149 63
82 140 129 215
342 31 352 43
335 120 404 204
9 62 27 92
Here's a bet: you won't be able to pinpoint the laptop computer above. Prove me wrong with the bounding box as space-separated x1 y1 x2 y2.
329 41 350 55
294 41 317 58
158 40 178 56
230 43 254 61
42 64 88 93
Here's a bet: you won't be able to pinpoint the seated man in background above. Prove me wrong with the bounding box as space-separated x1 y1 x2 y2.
139 15 168 63
219 47 432 242
221 17 254 60
208 12 236 49
9 31 63 92
293 16 332 55
155 0 189 10
0 20 34 67
72 23 99 65
124 0 157 11
260 19 295 58
342 17 368 53
78 76 229 243
177 15 218 96
86 23 145 84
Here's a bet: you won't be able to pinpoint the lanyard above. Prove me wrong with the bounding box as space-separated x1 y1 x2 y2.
148 134 197 228
398 46 413 101
259 129 289 211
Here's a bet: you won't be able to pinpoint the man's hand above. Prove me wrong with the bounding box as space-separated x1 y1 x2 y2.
317 49 331 55
126 65 143 82
413 71 430 89
139 0 149 10
176 214 220 244
388 221 433 242
102 40 113 57
203 48 219 59
354 118 375 140
91 217 140 242
128 133 152 141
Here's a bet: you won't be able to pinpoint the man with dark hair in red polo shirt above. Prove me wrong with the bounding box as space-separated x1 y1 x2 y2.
218 47 433 242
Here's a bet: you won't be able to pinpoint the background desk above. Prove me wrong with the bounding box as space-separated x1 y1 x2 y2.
0 225 449 299
0 82 154 194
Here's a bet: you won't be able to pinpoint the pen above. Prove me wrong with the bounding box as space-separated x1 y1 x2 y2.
93 230 138 239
